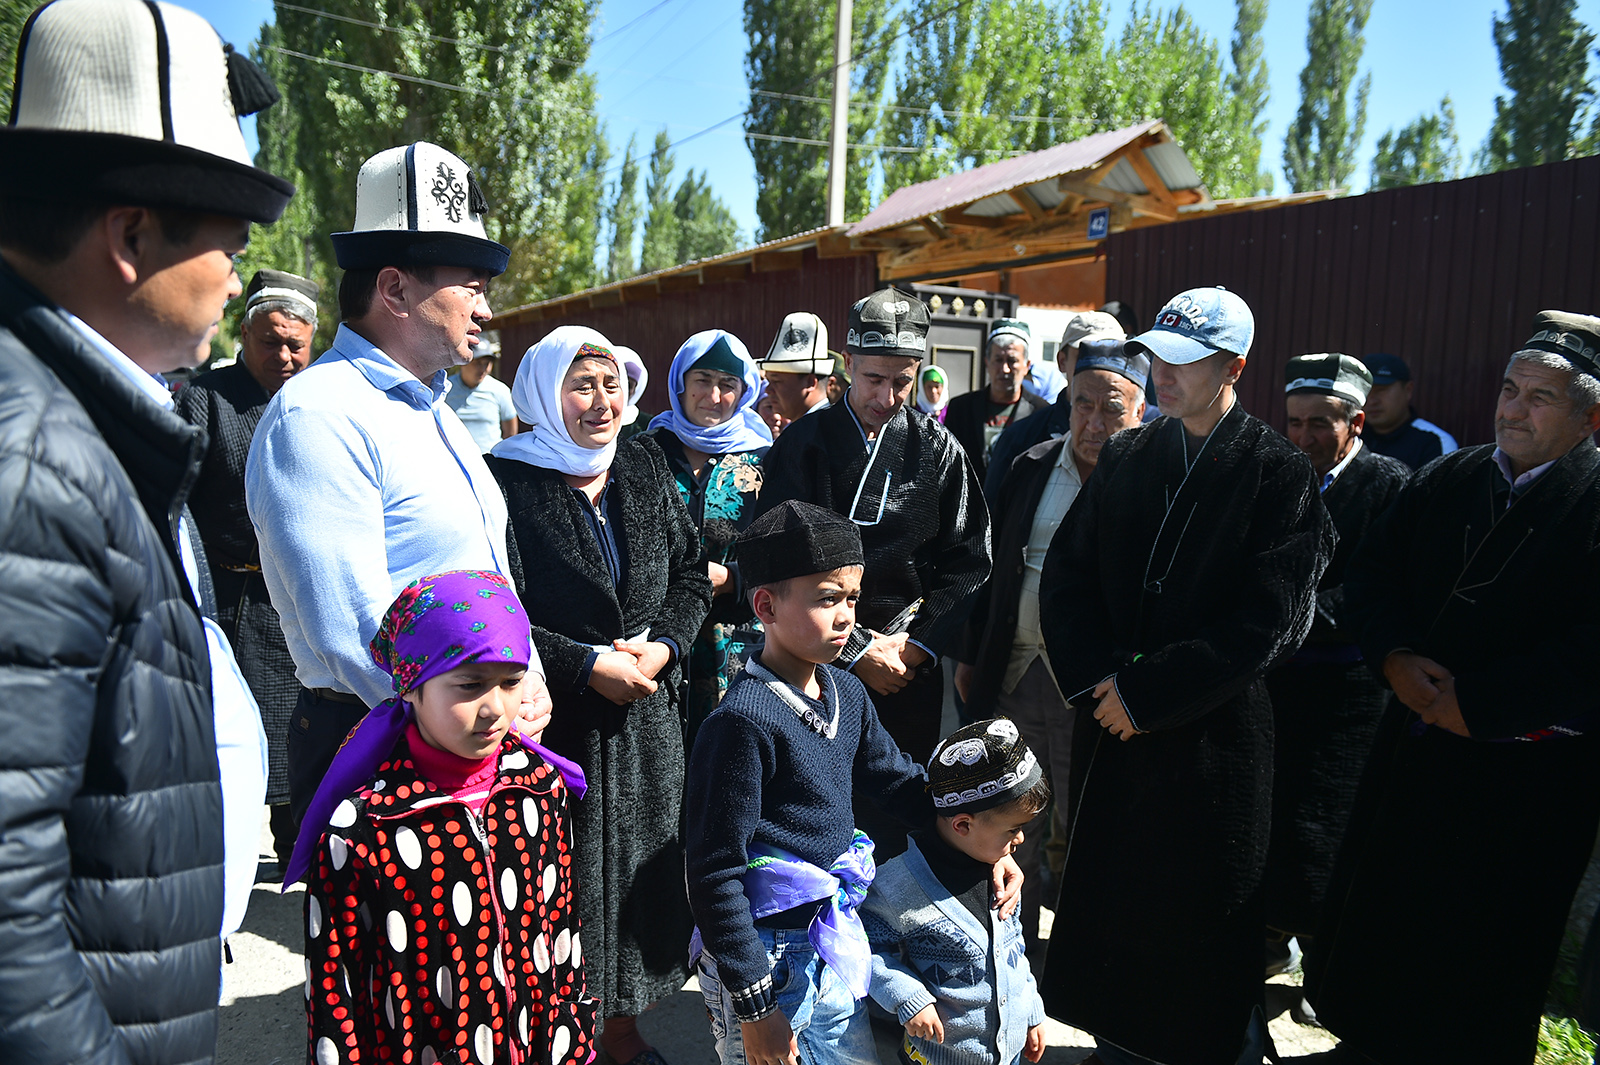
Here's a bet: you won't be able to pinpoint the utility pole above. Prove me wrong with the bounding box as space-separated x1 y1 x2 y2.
826 0 852 226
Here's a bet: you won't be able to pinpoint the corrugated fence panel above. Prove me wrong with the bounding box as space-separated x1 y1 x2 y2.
1105 156 1600 445
495 249 878 413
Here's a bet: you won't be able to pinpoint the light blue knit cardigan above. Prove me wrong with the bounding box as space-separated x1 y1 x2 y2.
860 838 1047 1065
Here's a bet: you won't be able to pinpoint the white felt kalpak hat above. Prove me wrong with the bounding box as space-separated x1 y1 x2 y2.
763 311 832 375
331 141 511 275
2 0 292 222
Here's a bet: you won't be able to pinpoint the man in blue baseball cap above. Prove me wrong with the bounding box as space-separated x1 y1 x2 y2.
1357 352 1458 469
1034 287 1335 1065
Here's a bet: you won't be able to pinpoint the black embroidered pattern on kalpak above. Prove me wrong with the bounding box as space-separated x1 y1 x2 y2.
432 162 467 222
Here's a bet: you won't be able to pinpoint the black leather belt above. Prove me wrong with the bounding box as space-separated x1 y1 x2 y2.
311 687 366 707
754 899 824 930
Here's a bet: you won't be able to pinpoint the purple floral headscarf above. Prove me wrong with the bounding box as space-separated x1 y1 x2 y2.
282 570 584 888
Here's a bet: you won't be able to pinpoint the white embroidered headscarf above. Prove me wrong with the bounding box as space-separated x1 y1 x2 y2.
491 325 622 476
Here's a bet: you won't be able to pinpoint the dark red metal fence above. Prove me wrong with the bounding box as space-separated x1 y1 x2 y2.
496 248 879 414
1104 155 1600 445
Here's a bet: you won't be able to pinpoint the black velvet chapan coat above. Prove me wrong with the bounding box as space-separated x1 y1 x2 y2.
1261 443 1410 936
489 440 713 1019
1306 441 1600 1065
1038 404 1333 1065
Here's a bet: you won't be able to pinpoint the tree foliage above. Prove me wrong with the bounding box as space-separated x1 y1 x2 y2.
1283 0 1373 192
606 134 642 281
0 0 33 119
878 0 1272 200
1481 0 1597 171
743 0 896 240
639 129 741 272
259 0 609 312
1371 97 1462 189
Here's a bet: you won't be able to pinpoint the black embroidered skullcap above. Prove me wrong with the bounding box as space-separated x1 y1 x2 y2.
928 718 1043 814
738 501 864 588
1285 353 1373 406
846 289 929 361
244 269 320 321
1517 310 1600 379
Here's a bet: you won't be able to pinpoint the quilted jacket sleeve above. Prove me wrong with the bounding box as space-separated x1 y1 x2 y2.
0 443 128 1064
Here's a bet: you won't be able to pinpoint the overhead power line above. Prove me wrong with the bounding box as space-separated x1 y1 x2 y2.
746 130 919 153
751 87 1067 125
274 2 511 54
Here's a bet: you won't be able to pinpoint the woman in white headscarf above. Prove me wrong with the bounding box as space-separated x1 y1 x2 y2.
916 364 950 423
614 345 651 440
488 326 712 1065
636 329 771 739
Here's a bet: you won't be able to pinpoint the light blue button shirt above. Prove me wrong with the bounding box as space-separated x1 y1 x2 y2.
246 324 512 708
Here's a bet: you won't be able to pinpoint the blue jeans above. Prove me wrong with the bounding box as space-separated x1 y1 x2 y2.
697 927 878 1065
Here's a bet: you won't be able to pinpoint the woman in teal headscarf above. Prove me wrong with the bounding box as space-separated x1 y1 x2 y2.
638 329 772 739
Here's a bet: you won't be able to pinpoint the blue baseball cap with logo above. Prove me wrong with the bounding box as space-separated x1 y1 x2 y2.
1126 286 1255 365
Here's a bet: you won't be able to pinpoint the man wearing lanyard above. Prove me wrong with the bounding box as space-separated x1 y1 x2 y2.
1035 287 1333 1065
1306 312 1600 1065
248 141 547 825
1263 354 1410 993
757 288 991 858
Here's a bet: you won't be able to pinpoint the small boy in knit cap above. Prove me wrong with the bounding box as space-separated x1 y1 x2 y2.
861 718 1050 1065
686 501 1022 1065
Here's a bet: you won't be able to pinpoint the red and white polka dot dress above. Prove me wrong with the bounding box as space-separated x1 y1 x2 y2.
305 736 598 1064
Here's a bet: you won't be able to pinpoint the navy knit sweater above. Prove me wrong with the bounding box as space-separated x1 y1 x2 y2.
686 658 930 1001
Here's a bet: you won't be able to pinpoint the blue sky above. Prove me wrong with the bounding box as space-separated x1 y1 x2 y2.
198 0 1598 243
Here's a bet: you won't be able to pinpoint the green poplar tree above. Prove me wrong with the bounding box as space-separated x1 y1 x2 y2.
672 170 742 262
606 134 642 281
639 130 680 272
1227 0 1273 195
743 0 896 240
1481 0 1596 171
1371 97 1462 189
1283 0 1374 192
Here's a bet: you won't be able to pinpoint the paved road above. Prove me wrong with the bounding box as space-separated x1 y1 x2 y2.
220 811 1337 1064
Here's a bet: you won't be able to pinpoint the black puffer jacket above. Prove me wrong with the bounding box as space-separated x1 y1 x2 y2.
0 262 224 1064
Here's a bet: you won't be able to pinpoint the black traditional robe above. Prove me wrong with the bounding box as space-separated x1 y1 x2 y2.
489 440 714 1019
1038 404 1333 1065
1263 443 1410 936
1305 442 1600 1065
175 363 298 803
756 399 991 758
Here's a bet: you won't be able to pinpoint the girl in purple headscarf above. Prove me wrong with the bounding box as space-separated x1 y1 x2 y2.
291 569 596 1065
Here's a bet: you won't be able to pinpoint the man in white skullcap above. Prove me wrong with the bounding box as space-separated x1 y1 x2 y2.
761 311 833 422
247 141 550 826
0 1 294 1057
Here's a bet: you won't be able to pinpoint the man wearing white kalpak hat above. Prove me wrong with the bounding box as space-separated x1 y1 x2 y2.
1035 287 1333 1065
761 311 833 421
248 142 547 826
0 1 293 1059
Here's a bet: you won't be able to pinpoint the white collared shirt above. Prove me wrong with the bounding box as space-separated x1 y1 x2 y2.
62 312 266 942
1320 436 1363 493
1004 435 1084 693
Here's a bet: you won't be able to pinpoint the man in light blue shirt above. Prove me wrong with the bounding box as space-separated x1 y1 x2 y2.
247 141 542 823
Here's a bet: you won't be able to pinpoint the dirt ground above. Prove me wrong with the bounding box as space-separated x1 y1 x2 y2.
219 810 1338 1065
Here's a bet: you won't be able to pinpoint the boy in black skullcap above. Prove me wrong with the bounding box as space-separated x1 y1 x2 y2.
861 719 1049 1065
686 501 1020 1065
